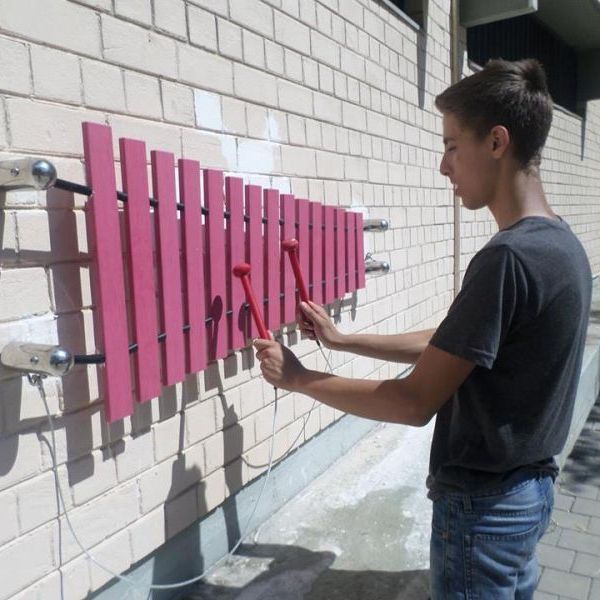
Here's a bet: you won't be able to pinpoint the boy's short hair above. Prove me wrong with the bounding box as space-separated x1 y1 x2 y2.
435 58 553 169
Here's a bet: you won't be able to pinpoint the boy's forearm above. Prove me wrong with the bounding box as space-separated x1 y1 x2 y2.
333 328 436 364
292 370 424 426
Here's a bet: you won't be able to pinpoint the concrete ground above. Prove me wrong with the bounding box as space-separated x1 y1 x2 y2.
186 391 600 600
187 420 434 600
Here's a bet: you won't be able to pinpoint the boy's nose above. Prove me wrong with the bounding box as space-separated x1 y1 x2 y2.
439 155 450 177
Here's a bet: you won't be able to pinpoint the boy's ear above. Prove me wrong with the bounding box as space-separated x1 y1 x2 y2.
490 125 510 156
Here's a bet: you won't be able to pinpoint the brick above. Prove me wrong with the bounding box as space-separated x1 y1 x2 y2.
284 48 303 82
554 492 576 511
188 0 228 16
109 114 182 157
124 71 162 119
303 57 319 88
188 4 218 51
88 529 132 590
280 0 299 17
278 80 313 117
102 15 177 79
55 482 138 564
165 486 198 537
0 99 6 149
281 145 316 177
306 118 321 146
274 11 310 54
0 490 18 544
199 467 226 515
559 529 600 556
316 150 344 179
185 399 217 445
73 0 111 8
314 92 342 124
114 0 152 25
193 89 222 130
0 267 50 321
181 129 237 170
268 109 288 142
82 59 126 112
310 31 340 68
319 64 334 93
299 0 317 26
129 506 166 562
0 525 54 598
0 37 31 95
222 97 247 135
161 80 195 126
368 159 388 184
537 543 576 571
243 29 266 69
151 416 180 465
342 102 367 130
572 551 600 577
538 568 591 600
572 497 600 518
265 39 285 74
552 508 590 531
179 44 233 94
154 0 187 37
8 98 101 155
114 430 154 482
345 155 368 181
217 18 243 60
234 63 278 106
203 431 225 474
288 115 306 145
31 45 81 104
230 1 273 38
69 450 118 505
0 0 101 57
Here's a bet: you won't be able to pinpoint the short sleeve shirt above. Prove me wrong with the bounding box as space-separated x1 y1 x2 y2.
427 217 592 498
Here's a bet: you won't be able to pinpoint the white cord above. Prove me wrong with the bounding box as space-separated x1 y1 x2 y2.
31 374 279 593
30 339 337 593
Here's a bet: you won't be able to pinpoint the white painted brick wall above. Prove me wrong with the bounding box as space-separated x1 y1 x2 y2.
0 0 598 596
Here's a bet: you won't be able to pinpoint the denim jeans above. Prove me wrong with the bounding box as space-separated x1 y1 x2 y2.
429 472 555 600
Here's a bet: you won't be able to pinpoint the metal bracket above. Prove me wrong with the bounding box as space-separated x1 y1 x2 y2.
363 219 390 232
365 252 390 274
0 158 57 191
1 342 74 377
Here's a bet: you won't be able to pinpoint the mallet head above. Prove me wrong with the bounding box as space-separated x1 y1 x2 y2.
282 238 299 253
233 263 251 278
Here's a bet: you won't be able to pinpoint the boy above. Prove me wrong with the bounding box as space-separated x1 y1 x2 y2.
254 59 592 598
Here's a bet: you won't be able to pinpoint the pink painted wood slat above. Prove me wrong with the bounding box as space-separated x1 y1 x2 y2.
226 177 246 351
280 193 295 324
356 212 366 289
152 151 186 386
309 201 322 304
120 138 161 403
264 189 280 332
245 185 263 339
345 211 357 294
83 122 133 422
296 199 310 302
179 158 207 374
335 208 347 298
204 169 228 360
323 205 335 303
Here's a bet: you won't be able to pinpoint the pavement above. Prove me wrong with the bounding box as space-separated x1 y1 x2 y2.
183 390 600 600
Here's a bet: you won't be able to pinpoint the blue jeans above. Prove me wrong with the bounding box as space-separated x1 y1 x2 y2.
430 472 554 599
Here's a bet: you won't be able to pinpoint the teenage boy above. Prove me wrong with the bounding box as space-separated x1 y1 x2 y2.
254 59 592 599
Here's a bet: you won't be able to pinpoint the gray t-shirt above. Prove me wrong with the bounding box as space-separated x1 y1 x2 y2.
427 216 592 499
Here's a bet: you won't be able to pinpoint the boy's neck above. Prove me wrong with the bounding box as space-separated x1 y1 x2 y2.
488 165 556 230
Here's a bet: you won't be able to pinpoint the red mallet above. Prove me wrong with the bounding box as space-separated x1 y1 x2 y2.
232 263 269 340
282 238 310 303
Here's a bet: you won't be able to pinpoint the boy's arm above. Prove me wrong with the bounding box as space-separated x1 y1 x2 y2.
254 339 474 426
298 301 435 364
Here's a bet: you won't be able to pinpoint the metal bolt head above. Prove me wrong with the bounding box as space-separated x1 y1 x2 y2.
30 355 40 365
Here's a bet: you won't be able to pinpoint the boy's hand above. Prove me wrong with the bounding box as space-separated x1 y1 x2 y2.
297 301 344 349
253 334 308 391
